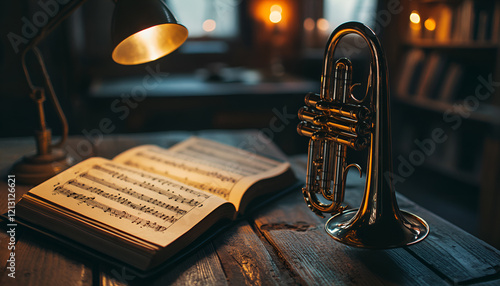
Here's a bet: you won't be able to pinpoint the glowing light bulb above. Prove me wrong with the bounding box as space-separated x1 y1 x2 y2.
270 11 282 23
410 11 420 24
203 19 216 32
270 4 282 13
424 18 436 31
304 18 315 31
317 18 329 32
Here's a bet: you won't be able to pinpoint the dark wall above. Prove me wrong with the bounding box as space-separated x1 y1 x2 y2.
0 0 319 157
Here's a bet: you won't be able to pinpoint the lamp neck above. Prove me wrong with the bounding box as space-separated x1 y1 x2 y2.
23 0 89 53
20 0 89 152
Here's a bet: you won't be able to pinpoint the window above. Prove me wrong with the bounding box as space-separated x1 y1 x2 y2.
167 0 239 38
323 0 377 32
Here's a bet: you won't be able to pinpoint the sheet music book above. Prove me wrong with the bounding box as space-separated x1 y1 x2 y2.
14 137 296 272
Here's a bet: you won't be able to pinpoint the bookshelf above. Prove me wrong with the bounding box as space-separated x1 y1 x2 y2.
403 39 499 50
385 0 500 247
396 96 500 125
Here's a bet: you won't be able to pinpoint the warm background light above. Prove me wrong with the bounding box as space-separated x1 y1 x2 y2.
203 19 216 32
304 18 315 31
252 1 292 28
270 4 282 13
249 0 298 57
270 10 282 23
317 18 330 32
269 4 282 23
410 11 420 24
424 18 436 31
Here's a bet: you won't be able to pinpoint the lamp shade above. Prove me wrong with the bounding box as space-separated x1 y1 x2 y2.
111 0 188 65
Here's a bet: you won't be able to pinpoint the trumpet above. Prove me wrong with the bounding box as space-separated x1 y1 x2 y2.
297 22 429 248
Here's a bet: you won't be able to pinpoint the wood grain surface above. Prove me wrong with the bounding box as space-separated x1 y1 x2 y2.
1 131 499 285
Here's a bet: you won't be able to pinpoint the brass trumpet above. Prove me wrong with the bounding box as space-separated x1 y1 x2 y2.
297 22 429 248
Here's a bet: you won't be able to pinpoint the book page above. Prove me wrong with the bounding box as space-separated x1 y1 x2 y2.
112 137 291 211
25 158 230 247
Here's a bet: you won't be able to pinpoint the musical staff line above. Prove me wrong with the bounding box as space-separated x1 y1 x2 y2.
171 150 255 176
134 152 238 183
104 163 211 199
146 142 279 175
122 161 232 199
89 165 203 207
53 186 170 232
69 177 188 218
188 139 281 167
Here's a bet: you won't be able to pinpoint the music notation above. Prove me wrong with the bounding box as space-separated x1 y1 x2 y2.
122 161 233 199
77 174 189 214
89 165 203 207
184 138 281 167
147 142 281 176
172 148 255 176
176 179 232 199
68 178 187 219
53 186 169 232
46 161 221 235
134 152 238 183
183 144 278 170
104 163 210 199
151 146 258 176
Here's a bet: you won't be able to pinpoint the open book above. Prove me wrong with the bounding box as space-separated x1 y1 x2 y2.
15 137 296 272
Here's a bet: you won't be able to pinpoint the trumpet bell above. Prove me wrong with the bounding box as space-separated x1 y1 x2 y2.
326 209 429 248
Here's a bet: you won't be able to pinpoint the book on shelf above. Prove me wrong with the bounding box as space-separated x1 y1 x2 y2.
448 0 473 42
475 9 490 42
13 137 297 273
437 62 464 103
435 4 453 43
460 0 474 42
452 0 500 43
492 1 500 43
415 52 448 100
396 49 426 98
412 0 500 44
473 1 500 42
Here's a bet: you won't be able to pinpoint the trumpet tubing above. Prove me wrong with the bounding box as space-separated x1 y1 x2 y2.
304 93 371 122
297 22 429 248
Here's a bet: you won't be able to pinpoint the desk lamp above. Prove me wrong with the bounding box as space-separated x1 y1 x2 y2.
12 0 188 185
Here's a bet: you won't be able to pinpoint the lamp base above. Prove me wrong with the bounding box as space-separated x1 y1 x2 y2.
11 148 72 185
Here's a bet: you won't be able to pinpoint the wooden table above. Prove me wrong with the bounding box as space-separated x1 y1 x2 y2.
1 130 499 285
